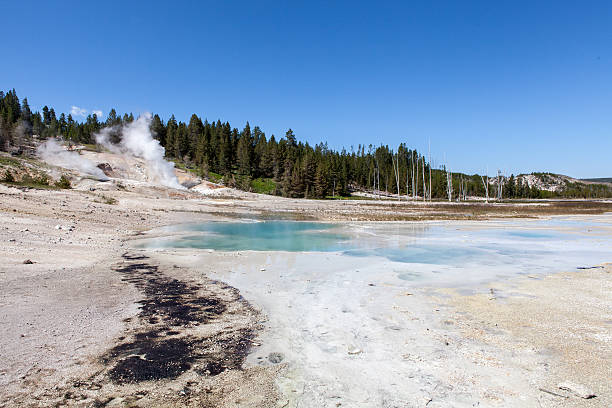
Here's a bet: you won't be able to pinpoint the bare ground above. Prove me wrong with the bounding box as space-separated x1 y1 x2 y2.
0 182 280 407
445 264 612 407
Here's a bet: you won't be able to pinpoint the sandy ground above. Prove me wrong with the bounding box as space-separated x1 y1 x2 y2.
0 182 280 407
446 265 612 407
1 152 611 407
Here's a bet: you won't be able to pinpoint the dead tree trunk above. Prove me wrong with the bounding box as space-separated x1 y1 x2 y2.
446 166 453 202
422 156 426 202
428 139 432 201
377 167 380 200
414 156 419 200
406 157 410 201
480 172 489 203
393 153 400 200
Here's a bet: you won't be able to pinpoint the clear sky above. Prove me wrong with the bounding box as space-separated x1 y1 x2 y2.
1 1 611 178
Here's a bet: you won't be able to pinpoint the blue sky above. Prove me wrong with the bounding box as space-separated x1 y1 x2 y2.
1 1 611 178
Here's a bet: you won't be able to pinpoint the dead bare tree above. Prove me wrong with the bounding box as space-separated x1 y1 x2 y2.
446 165 453 202
373 158 381 200
422 156 426 202
393 153 400 200
415 153 419 199
460 176 467 201
428 139 432 201
371 164 376 198
410 151 419 200
377 164 380 200
406 154 410 201
480 170 489 203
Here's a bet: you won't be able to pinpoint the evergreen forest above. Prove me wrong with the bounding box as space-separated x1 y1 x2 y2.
1 89 610 199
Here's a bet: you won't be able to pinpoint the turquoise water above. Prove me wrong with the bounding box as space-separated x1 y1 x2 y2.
150 221 352 252
140 219 612 276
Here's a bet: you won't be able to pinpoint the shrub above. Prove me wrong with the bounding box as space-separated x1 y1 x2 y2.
2 170 14 182
36 174 49 185
55 175 72 189
251 177 276 194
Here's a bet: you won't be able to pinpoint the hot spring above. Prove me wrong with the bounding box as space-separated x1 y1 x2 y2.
138 217 612 286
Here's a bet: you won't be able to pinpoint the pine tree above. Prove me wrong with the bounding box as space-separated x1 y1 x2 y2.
187 114 203 163
21 98 31 123
285 128 296 147
290 161 303 197
302 154 316 198
150 114 166 146
59 113 67 137
237 122 253 176
314 161 329 198
281 159 293 197
0 116 10 150
106 109 120 126
42 106 50 125
165 115 178 158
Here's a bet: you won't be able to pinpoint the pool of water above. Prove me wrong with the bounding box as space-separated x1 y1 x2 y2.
139 217 612 279
147 221 351 251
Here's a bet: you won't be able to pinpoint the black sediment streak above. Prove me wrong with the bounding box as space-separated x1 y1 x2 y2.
102 252 253 384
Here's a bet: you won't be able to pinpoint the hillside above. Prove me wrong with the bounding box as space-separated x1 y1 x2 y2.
511 173 612 198
581 177 612 183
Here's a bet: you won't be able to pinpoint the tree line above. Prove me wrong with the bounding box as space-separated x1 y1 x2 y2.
1 89 610 199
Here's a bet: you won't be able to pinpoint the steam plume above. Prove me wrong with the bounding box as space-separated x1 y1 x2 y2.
95 113 184 189
38 139 109 180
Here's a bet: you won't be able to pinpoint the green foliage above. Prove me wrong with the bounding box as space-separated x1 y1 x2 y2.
0 155 21 167
35 173 49 185
207 171 223 183
92 194 118 205
20 173 49 186
55 175 71 189
2 170 57 189
234 174 252 191
2 169 14 182
251 178 276 194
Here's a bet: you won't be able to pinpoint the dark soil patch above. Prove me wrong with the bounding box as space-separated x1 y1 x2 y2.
108 337 194 383
113 257 226 327
101 253 254 384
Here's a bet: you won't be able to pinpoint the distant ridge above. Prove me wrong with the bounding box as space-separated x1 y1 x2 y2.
581 178 612 183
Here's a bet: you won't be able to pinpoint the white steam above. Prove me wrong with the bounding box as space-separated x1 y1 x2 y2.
95 113 184 189
38 139 109 181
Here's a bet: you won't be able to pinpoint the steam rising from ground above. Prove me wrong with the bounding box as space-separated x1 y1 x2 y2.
95 113 184 189
38 139 109 180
